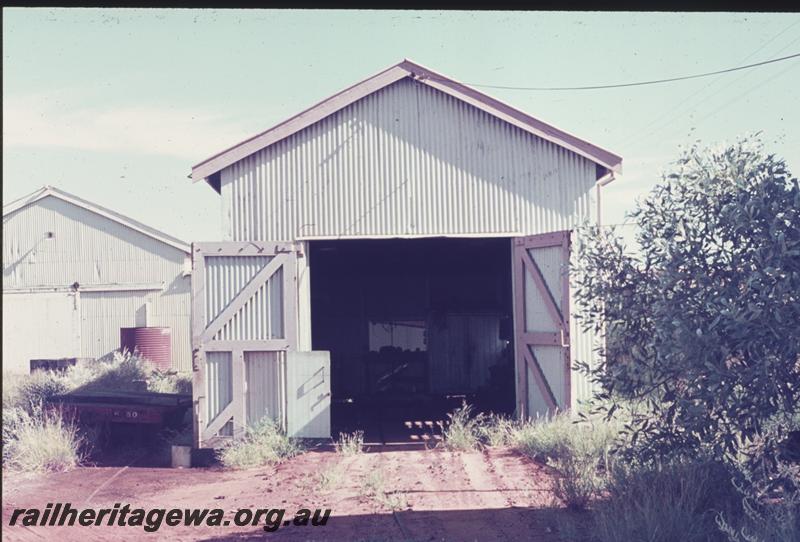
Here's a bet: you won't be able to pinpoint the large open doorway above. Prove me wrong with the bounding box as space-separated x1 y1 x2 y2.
309 237 515 444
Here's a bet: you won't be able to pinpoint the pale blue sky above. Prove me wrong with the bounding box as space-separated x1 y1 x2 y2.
4 9 799 241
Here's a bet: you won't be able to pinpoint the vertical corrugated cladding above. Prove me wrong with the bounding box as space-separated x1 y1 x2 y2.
569 229 600 411
245 351 284 425
206 351 233 422
79 284 191 371
204 255 284 341
2 195 192 372
220 78 597 242
2 196 184 288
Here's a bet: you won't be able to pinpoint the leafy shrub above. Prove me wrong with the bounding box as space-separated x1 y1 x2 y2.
717 408 800 542
68 351 149 392
218 417 302 469
573 137 800 463
441 402 485 451
3 405 84 473
335 431 365 456
717 464 800 542
571 137 800 536
6 352 192 412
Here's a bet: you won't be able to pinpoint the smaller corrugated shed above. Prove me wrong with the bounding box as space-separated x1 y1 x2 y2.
2 186 193 373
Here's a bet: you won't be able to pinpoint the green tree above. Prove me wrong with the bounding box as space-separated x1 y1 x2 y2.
572 136 800 464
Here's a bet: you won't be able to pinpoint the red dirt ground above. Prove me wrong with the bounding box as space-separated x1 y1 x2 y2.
2 446 579 541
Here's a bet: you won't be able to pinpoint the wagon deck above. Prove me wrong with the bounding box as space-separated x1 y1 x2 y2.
48 390 192 425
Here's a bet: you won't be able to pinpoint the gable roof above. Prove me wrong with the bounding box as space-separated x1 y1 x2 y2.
3 186 190 253
191 59 622 187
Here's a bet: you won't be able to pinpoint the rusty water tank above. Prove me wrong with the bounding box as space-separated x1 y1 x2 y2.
120 327 171 370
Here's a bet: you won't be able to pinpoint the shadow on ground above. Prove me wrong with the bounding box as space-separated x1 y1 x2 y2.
199 507 591 542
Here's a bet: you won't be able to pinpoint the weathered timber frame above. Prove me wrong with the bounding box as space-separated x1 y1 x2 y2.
513 231 571 419
191 241 300 448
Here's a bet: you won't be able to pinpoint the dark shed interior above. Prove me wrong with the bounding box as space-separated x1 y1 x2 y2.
309 237 515 444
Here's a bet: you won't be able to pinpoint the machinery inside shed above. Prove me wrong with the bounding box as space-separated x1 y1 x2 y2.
309 237 516 443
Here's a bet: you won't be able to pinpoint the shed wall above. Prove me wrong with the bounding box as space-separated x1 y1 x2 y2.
2 291 81 373
215 77 603 415
220 78 597 241
79 289 191 371
2 196 192 372
569 230 600 409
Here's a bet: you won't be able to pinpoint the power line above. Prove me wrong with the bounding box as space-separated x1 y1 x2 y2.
685 57 800 129
458 52 800 91
626 45 800 151
621 21 800 148
620 31 800 149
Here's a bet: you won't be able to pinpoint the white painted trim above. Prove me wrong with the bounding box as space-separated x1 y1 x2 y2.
296 231 523 241
191 59 622 183
3 186 190 254
3 283 164 294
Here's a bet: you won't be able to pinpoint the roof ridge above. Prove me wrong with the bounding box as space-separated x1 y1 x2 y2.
190 59 622 186
3 185 190 253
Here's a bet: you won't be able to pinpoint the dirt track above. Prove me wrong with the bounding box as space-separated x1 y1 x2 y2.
2 446 576 541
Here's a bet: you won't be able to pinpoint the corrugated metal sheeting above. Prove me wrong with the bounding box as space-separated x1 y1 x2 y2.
209 75 604 417
3 196 185 287
569 230 599 408
206 351 232 423
80 291 190 370
220 78 596 242
2 292 81 373
2 194 192 372
204 255 284 341
245 351 284 425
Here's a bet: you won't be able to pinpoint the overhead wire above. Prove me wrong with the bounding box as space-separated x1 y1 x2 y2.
617 21 800 148
683 56 800 130
459 52 800 91
622 33 800 150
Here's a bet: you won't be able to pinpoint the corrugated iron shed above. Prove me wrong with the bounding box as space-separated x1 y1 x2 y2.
192 59 622 186
189 59 622 443
3 186 192 373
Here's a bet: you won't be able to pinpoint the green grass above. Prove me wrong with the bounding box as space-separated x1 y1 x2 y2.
147 369 193 394
437 405 795 540
6 371 70 413
588 460 738 542
478 414 517 448
2 405 84 473
510 412 619 466
439 405 622 510
441 402 486 451
335 430 365 456
4 352 193 414
508 413 620 510
217 417 302 469
361 469 407 511
2 351 193 474
316 464 345 491
549 454 606 510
